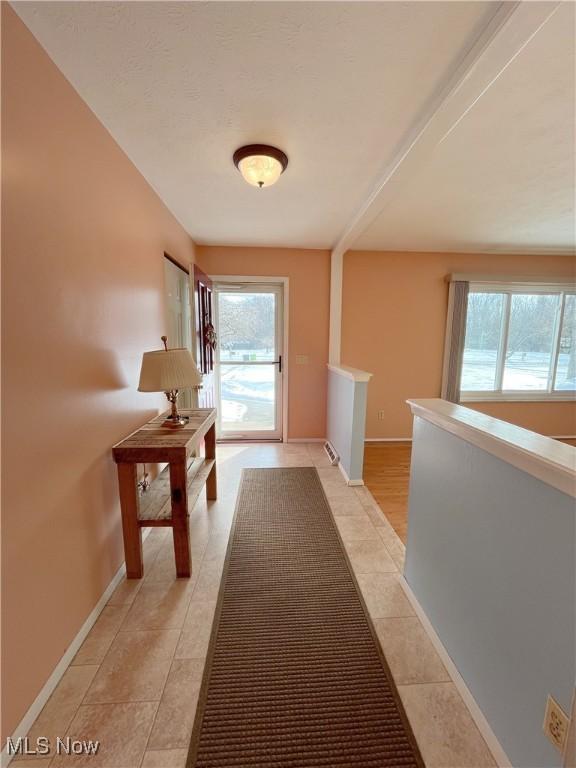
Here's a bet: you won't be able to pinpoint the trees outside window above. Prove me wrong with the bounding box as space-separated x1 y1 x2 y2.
461 287 575 397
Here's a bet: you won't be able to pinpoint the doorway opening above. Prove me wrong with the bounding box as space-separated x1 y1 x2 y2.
214 279 287 441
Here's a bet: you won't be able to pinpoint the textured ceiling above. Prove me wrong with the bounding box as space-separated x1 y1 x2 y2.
13 0 495 248
12 1 575 253
354 1 576 253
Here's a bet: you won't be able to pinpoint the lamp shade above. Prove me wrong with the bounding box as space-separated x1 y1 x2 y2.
138 348 202 392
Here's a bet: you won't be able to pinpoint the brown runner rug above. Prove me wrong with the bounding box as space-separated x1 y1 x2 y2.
187 467 424 768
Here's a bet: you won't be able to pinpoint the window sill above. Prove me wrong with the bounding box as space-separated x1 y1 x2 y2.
460 393 575 403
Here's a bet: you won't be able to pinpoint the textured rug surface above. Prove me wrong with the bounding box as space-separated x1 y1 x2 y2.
187 467 424 768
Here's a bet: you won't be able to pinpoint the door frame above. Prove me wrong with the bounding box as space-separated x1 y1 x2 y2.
163 253 193 409
192 265 215 409
210 275 289 443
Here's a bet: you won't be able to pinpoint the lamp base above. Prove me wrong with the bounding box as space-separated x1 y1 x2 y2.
163 415 190 428
163 389 190 428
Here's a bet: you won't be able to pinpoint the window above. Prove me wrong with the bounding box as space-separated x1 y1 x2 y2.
459 283 575 401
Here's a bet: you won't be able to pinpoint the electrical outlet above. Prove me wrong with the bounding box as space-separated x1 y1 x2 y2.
377 410 385 420
543 695 569 753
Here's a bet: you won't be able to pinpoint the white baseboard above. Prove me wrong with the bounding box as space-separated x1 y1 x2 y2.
1 529 151 768
399 576 512 768
365 437 412 443
287 438 326 443
337 461 364 486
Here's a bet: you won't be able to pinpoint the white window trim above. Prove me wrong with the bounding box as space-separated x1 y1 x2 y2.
460 392 575 403
449 279 576 403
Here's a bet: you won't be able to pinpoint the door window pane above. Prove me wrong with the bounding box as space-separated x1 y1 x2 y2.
555 294 576 391
220 364 275 432
502 294 559 391
461 293 505 391
219 293 275 362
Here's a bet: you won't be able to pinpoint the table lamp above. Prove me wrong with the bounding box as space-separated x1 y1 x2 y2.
138 336 202 427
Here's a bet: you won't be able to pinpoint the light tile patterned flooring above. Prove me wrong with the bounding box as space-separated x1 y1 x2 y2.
13 443 498 768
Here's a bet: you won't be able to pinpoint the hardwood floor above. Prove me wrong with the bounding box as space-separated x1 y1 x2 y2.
363 436 575 545
363 442 412 544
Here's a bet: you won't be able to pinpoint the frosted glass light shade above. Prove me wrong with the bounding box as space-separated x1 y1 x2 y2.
238 154 283 188
138 348 202 392
233 144 288 188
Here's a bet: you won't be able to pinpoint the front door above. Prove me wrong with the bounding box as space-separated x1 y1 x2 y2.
215 282 283 441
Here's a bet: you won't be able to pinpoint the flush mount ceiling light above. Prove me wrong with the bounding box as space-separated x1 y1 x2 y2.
233 144 288 188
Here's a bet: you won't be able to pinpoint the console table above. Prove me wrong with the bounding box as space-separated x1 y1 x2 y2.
112 408 217 578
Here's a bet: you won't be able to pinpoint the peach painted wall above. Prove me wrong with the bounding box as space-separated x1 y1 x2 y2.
342 250 576 439
1 6 195 739
196 246 331 440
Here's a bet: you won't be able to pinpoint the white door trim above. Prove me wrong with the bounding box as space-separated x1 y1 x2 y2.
210 275 289 443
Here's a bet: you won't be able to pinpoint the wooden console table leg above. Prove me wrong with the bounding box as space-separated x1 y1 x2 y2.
117 462 143 579
170 459 191 578
205 422 217 500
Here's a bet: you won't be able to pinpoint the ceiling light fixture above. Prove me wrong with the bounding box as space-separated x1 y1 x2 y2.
233 144 288 188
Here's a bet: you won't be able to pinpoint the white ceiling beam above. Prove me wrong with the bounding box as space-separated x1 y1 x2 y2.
331 1 562 259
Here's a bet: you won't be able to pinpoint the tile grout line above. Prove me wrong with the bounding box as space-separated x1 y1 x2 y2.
2 525 154 768
9 446 506 768
357 481 511 768
139 508 216 761
95 543 163 675
77 533 178 714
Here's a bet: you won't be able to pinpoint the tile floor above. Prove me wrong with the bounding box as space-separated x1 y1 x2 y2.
12 443 498 768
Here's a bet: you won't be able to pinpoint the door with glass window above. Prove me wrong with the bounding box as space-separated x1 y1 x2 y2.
215 283 283 440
